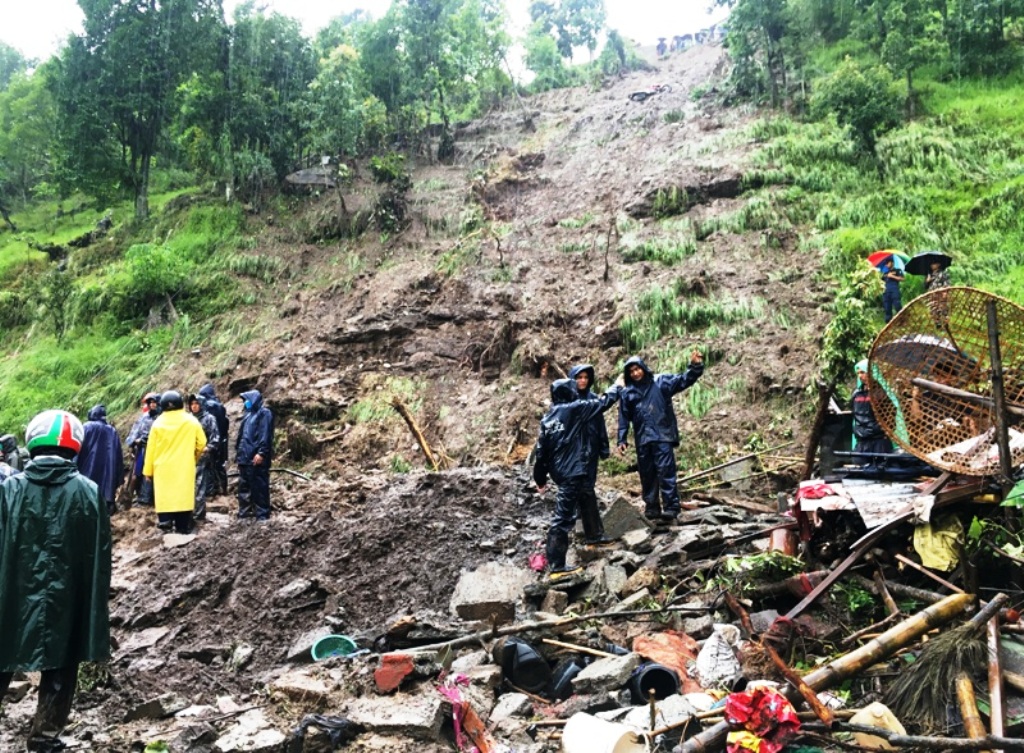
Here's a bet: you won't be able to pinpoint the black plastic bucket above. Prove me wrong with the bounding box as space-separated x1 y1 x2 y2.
548 657 584 700
492 637 551 694
629 662 680 703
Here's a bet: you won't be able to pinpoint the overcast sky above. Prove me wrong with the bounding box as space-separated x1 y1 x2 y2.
2 0 727 63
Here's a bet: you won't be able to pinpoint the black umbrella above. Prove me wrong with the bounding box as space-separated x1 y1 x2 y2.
905 251 953 276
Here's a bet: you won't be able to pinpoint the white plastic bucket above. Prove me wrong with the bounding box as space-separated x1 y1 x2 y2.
562 712 648 753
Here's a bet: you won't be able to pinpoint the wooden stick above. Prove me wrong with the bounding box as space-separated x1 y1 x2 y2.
911 377 1024 418
541 638 616 658
989 615 1006 743
873 569 901 616
841 611 904 648
801 722 1024 752
391 397 439 470
957 672 989 751
676 441 795 485
1004 670 1024 694
895 553 964 594
765 643 834 726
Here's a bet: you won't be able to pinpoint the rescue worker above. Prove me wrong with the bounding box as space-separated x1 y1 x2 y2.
0 410 111 753
125 392 160 506
77 404 124 515
198 383 229 494
617 351 705 522
143 391 206 534
534 378 622 579
568 364 614 545
852 360 893 464
236 390 274 521
0 433 28 471
188 394 220 520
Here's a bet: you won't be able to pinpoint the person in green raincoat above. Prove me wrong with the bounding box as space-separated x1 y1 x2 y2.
0 410 111 753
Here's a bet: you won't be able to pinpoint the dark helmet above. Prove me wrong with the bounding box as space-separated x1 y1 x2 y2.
160 390 184 410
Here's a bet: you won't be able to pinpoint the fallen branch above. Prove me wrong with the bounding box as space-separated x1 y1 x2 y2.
391 397 439 470
799 722 1024 752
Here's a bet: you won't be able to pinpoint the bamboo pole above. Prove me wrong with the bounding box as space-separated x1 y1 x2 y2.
799 723 1024 752
540 638 616 658
956 673 989 751
676 594 973 753
894 553 965 594
989 615 1005 746
677 441 795 486
987 300 1014 487
910 377 1024 418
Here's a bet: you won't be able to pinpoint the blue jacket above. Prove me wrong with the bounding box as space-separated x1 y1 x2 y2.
198 383 229 451
77 404 124 503
617 356 703 447
236 390 274 466
568 364 611 465
533 379 620 487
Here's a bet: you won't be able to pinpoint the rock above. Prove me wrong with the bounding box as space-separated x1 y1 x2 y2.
617 694 699 730
162 533 197 548
229 644 255 671
557 691 620 717
602 496 649 539
541 589 569 614
214 709 287 752
174 722 218 751
274 578 314 603
127 656 166 674
451 650 489 673
178 645 229 664
270 670 331 703
463 664 502 690
375 653 416 693
622 566 660 596
4 680 29 702
115 626 171 659
604 564 629 596
344 694 445 741
125 692 190 721
749 609 780 634
621 528 653 552
611 588 651 612
490 692 532 725
287 626 333 662
571 653 641 694
449 561 534 624
681 612 714 640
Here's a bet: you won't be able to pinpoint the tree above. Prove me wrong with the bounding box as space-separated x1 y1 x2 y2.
304 45 365 159
54 0 225 219
0 68 57 204
716 0 794 107
878 0 943 114
0 42 28 91
528 0 606 60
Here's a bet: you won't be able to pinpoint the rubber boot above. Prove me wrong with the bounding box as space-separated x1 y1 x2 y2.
580 495 613 545
545 529 580 580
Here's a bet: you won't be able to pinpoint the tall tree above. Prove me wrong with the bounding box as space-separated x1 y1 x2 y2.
0 67 57 204
0 42 28 91
878 0 943 113
717 0 793 107
54 0 225 218
528 0 606 60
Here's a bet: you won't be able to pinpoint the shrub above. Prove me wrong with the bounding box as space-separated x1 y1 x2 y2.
810 58 903 154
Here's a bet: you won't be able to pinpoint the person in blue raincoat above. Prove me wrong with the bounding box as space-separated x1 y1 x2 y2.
236 390 274 521
533 378 621 578
617 351 704 522
879 257 904 322
568 364 613 545
0 410 111 753
77 404 124 515
198 383 229 494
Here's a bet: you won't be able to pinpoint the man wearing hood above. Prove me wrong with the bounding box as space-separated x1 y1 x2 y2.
568 364 613 545
198 383 229 494
0 410 111 753
534 378 621 578
126 392 160 506
189 394 220 520
144 391 206 534
617 351 704 522
236 390 274 520
77 404 124 515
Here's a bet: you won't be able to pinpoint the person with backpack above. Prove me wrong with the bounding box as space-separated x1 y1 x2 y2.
533 378 622 579
197 383 229 494
0 410 111 753
188 394 220 520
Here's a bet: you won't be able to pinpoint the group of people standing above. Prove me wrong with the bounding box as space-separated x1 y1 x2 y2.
533 351 705 579
0 385 276 751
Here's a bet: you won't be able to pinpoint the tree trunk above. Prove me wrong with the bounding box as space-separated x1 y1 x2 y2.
0 202 16 232
135 152 151 220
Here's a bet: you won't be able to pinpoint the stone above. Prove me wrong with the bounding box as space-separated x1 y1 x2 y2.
571 653 641 694
463 664 502 690
450 650 489 673
115 626 171 659
125 692 190 721
162 533 196 548
604 564 629 597
602 496 649 539
616 694 699 731
621 566 660 596
490 692 532 725
344 694 445 741
621 528 653 553
611 588 651 612
374 653 415 693
228 644 255 671
749 609 780 634
541 589 569 614
681 613 714 640
274 578 314 603
449 561 534 624
4 680 30 702
174 723 218 751
270 670 330 704
214 709 287 752
178 645 229 664
287 626 333 663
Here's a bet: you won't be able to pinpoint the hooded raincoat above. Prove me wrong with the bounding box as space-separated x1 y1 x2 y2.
236 390 274 465
143 410 207 513
77 405 124 505
568 364 611 465
616 356 703 448
0 457 111 670
533 380 620 487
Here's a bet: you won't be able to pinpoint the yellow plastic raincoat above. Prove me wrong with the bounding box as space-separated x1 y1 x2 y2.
143 410 206 513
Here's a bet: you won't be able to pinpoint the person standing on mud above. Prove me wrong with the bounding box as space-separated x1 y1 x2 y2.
188 394 220 521
198 383 229 494
534 378 622 579
0 410 111 753
77 404 124 515
568 364 614 545
144 391 206 534
879 258 904 322
126 392 160 505
617 351 704 522
236 389 274 521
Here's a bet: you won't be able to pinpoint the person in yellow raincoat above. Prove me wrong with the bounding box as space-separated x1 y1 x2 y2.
143 390 206 534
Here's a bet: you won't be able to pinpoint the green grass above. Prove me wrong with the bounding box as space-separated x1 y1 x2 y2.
347 377 423 423
622 218 698 264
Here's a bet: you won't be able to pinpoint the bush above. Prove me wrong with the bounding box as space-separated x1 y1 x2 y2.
810 58 903 154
